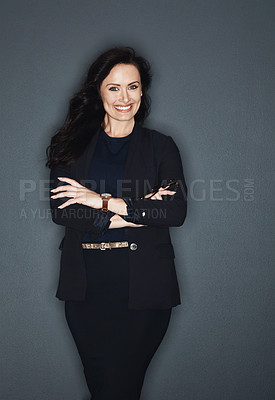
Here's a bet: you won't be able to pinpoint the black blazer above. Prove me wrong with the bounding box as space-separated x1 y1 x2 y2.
49 121 187 309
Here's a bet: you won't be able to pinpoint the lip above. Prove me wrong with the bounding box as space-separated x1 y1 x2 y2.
114 104 133 113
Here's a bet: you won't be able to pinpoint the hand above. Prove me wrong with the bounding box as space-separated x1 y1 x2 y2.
109 214 145 229
50 177 102 209
144 184 176 200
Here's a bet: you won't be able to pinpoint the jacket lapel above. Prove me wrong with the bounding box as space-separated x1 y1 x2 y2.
123 122 156 198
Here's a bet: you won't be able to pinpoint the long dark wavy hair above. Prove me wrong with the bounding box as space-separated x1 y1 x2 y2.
46 46 152 168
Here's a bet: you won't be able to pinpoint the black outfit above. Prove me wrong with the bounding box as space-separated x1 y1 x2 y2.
64 127 172 399
50 121 187 309
49 121 187 399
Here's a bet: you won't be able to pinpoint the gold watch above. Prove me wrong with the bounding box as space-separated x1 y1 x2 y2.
100 193 112 212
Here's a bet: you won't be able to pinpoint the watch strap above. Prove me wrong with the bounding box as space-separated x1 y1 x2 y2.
102 197 109 212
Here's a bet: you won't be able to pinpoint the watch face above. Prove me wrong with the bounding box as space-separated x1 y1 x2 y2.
101 193 112 198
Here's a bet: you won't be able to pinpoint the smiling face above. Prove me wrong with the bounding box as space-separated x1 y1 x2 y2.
99 63 142 124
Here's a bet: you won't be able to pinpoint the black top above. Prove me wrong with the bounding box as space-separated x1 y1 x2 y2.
82 127 132 243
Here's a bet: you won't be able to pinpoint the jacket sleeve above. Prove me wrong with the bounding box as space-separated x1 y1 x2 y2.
49 162 114 234
121 136 187 227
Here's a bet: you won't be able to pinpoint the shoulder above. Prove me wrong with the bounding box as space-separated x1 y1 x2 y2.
141 124 169 140
140 124 179 154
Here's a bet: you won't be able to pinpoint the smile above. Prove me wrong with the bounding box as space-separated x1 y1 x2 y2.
114 105 132 111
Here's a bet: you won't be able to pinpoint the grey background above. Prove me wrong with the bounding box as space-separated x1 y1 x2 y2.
1 0 274 399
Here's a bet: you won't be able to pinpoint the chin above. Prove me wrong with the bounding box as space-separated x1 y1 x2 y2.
112 112 136 122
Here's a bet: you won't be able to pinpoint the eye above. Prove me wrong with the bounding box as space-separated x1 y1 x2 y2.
129 85 139 90
109 87 118 91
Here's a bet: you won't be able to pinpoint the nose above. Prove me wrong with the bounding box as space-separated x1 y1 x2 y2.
119 88 130 103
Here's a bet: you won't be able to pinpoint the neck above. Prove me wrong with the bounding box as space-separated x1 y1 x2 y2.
102 115 135 137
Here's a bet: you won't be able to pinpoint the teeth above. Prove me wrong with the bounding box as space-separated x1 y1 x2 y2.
115 105 132 110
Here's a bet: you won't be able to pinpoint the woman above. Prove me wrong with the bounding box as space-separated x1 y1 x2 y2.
46 46 187 400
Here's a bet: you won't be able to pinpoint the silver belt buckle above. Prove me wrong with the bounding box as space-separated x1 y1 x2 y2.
99 242 106 250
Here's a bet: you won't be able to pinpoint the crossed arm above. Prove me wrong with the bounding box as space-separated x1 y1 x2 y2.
50 176 176 229
49 136 187 234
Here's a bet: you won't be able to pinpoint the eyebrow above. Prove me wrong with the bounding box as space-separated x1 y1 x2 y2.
106 80 140 87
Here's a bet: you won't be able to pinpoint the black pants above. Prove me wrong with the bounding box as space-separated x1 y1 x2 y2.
65 247 172 400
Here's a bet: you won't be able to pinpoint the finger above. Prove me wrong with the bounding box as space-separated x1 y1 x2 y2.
159 185 177 191
160 185 169 190
51 185 79 193
148 193 158 200
154 193 163 200
57 177 84 188
51 191 81 199
159 184 172 191
57 198 78 209
158 190 176 196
